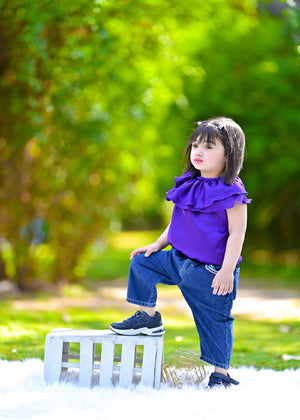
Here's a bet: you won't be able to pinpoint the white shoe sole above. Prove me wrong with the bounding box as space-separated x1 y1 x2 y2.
110 325 165 336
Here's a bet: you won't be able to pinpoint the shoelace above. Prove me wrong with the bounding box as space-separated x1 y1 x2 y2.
127 311 143 321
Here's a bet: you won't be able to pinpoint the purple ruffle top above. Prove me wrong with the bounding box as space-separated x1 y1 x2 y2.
166 172 252 265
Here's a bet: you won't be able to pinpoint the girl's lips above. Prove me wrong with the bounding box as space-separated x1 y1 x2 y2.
194 159 203 163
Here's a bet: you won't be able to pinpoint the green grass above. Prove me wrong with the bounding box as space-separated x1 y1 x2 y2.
1 230 300 370
1 295 300 370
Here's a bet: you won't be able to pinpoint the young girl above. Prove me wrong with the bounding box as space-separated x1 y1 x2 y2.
110 117 251 389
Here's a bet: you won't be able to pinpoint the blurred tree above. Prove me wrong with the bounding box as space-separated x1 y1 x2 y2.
0 0 194 288
0 0 299 289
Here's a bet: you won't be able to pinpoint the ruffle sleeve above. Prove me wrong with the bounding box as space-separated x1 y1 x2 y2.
166 172 252 213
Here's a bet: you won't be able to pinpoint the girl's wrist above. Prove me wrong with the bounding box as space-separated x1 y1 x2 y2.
220 265 234 274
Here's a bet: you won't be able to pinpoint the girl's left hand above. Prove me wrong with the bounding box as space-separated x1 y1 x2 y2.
211 269 234 295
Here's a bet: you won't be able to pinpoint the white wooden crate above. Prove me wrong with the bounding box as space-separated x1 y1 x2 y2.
44 329 164 388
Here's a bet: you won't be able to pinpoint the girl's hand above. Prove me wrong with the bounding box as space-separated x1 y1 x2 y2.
211 268 234 295
130 242 162 260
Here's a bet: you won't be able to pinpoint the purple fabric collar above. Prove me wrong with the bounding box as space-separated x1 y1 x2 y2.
166 172 251 213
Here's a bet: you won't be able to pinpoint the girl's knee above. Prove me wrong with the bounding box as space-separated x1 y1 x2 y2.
130 253 146 269
129 252 155 276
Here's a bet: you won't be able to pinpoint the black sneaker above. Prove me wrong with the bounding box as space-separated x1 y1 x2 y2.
110 311 165 336
207 372 239 389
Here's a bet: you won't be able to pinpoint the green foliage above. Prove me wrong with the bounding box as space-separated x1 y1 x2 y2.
1 0 300 287
80 231 300 286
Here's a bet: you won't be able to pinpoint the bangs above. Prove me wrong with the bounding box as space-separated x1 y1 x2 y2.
188 123 221 148
191 133 218 147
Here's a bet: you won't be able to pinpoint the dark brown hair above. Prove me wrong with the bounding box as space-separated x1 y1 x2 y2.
183 117 246 185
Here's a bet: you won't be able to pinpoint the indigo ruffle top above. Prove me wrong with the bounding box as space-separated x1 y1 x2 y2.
166 172 252 265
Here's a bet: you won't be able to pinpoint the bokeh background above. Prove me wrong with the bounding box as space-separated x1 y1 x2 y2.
1 0 300 291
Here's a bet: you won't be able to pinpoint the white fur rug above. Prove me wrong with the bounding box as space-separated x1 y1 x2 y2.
0 359 299 420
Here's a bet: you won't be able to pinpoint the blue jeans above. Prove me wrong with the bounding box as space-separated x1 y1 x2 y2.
127 247 239 369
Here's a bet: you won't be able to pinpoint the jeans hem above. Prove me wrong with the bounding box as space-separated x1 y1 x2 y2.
126 297 156 308
200 355 230 370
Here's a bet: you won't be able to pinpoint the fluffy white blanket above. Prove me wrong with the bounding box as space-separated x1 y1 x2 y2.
0 359 299 420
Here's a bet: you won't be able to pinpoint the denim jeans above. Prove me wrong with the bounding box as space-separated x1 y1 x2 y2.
127 247 239 369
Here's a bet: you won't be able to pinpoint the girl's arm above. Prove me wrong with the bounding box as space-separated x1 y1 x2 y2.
130 223 171 260
211 203 247 295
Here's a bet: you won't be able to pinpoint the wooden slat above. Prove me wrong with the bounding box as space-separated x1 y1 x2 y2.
141 343 156 387
153 338 164 389
61 362 80 368
99 340 115 387
44 336 64 383
119 340 136 388
79 337 94 387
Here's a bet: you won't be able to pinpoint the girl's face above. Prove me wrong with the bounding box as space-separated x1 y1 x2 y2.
190 138 226 178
